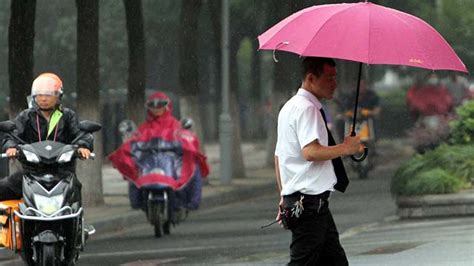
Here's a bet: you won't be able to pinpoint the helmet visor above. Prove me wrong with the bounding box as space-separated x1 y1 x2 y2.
146 99 169 109
32 90 61 97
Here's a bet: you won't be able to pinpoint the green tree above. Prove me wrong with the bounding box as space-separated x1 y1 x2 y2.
438 0 474 72
99 1 127 89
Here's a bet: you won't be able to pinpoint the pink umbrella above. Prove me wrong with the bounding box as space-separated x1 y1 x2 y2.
258 1 468 161
258 2 467 72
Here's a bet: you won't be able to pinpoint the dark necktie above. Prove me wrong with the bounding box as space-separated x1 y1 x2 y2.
320 108 349 193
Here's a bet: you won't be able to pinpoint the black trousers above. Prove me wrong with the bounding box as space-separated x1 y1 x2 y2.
287 194 348 266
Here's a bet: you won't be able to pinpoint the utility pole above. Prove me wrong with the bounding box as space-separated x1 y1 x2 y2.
219 0 232 185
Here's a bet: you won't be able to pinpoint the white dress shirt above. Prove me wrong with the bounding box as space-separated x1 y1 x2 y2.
275 89 337 196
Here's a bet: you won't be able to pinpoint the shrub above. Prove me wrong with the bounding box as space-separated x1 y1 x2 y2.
449 100 474 145
391 144 473 196
404 168 463 196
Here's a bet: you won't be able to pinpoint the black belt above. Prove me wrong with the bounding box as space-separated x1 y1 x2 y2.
284 191 331 204
288 191 330 199
283 191 330 214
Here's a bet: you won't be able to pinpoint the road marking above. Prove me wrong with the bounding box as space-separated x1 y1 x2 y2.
121 257 185 265
81 245 220 258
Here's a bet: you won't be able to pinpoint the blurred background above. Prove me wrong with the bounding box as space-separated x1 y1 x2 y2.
0 0 472 159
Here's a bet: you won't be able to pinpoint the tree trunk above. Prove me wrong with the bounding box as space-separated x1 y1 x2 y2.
124 0 146 125
229 37 246 178
76 0 103 207
178 0 204 142
8 0 36 118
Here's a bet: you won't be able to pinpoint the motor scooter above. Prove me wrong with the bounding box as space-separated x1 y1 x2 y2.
118 119 194 237
0 120 101 265
343 108 376 179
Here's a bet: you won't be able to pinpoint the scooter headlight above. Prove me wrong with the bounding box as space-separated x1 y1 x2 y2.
34 194 64 215
57 150 75 163
23 150 40 163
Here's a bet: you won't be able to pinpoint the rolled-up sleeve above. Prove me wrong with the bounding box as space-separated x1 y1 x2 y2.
296 106 325 149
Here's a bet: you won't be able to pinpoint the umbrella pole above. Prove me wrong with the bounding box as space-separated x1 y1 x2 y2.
351 62 363 136
350 62 368 162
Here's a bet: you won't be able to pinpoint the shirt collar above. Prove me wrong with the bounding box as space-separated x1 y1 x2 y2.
297 88 322 109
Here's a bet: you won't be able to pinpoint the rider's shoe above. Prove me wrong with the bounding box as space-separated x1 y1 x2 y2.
84 224 96 243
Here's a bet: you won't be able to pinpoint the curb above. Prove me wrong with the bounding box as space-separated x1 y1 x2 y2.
396 189 474 218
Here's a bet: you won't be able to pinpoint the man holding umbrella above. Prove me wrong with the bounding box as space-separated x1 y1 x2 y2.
275 57 362 265
261 2 467 265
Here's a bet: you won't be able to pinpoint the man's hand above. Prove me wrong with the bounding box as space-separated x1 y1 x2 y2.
6 148 17 158
276 197 284 226
77 148 92 160
343 135 364 155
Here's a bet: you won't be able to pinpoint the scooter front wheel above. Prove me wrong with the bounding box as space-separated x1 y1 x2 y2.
163 221 171 235
40 243 57 266
150 202 164 238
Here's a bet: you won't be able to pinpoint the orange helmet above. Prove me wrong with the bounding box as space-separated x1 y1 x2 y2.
31 73 63 97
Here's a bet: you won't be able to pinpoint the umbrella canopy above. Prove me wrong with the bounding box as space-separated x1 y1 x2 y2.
258 2 468 73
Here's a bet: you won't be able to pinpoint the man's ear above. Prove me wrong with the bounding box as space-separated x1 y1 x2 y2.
307 73 316 83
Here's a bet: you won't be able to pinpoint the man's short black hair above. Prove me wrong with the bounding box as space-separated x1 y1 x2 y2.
302 57 336 79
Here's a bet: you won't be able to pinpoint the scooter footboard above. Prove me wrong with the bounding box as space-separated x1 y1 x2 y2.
0 200 23 251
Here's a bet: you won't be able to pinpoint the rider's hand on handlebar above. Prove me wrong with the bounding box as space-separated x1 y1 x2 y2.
78 148 92 160
6 148 17 158
343 135 364 155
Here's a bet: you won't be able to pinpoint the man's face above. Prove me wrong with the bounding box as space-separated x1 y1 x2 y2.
35 94 58 110
311 64 337 100
148 106 167 117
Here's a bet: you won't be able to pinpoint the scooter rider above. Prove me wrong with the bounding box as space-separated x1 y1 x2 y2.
0 73 93 203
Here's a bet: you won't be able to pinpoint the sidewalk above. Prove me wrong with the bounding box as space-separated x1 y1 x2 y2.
343 216 474 266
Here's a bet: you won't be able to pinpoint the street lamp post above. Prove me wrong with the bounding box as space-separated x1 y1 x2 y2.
219 0 232 185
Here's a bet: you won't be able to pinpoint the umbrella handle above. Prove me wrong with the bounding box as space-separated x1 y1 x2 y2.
272 41 290 62
351 146 368 162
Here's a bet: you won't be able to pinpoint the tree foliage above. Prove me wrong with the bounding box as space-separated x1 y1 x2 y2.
449 100 474 145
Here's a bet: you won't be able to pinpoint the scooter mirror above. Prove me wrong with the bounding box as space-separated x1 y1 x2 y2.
79 120 102 133
181 118 193 130
0 121 16 133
